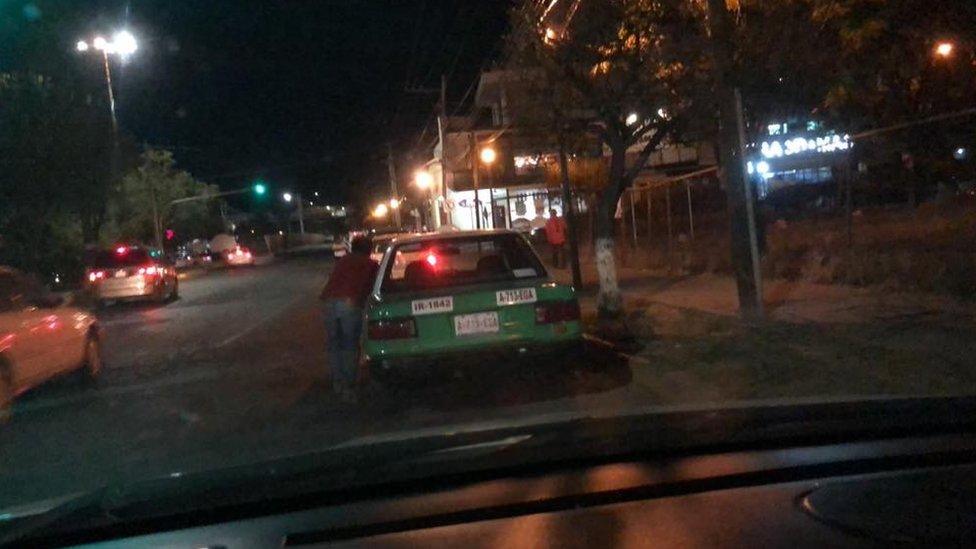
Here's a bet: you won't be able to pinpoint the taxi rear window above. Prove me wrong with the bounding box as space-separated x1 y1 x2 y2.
94 249 151 268
381 234 545 293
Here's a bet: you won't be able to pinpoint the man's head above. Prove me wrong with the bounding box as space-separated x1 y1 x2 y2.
550 209 559 218
350 235 372 255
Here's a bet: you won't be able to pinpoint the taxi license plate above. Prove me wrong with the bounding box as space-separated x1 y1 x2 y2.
115 269 127 278
454 312 499 336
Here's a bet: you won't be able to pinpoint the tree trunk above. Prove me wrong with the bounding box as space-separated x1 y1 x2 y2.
593 145 627 319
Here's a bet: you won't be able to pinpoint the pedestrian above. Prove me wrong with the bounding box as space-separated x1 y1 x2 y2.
320 235 379 403
544 208 567 269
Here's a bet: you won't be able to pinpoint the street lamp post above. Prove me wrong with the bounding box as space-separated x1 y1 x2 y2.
281 192 305 235
466 134 499 231
77 31 137 242
77 31 137 134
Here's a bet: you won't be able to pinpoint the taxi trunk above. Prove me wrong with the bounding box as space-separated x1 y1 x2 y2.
363 279 580 368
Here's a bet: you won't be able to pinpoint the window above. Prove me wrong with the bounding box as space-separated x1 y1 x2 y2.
93 248 152 268
381 234 546 293
0 271 41 312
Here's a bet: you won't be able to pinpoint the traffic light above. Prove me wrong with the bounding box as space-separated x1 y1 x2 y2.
253 181 267 196
165 229 175 241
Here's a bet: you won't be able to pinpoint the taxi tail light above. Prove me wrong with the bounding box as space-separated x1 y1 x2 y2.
535 300 580 324
368 318 417 340
138 265 160 277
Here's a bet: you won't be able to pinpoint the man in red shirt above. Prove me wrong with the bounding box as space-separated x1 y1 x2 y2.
544 209 568 269
320 236 379 402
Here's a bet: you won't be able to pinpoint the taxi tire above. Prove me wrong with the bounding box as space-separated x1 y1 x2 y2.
80 332 103 382
166 279 179 303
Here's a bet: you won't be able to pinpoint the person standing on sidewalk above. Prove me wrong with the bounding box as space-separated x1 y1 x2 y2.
319 236 378 403
544 209 568 269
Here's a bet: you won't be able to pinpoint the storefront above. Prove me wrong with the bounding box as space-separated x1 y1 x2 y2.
747 120 851 197
446 185 569 232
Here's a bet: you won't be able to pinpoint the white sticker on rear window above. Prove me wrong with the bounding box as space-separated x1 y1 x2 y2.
496 287 537 306
512 268 537 278
411 296 454 315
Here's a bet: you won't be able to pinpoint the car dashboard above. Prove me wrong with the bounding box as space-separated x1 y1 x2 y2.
31 429 976 548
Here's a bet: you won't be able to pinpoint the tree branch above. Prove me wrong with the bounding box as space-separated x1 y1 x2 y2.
623 121 673 184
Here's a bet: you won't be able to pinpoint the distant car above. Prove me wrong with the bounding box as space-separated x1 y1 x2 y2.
223 246 255 266
0 267 101 419
362 230 581 377
85 246 179 305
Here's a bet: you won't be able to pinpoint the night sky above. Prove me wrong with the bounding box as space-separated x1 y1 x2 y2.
1 1 510 204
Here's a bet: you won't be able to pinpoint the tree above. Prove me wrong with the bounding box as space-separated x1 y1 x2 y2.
113 149 220 248
505 0 708 319
0 71 124 280
733 1 976 202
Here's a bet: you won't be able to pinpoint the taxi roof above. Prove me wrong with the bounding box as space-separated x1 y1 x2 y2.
387 229 519 246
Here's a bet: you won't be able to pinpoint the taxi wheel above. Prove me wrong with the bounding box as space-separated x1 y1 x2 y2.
80 333 103 382
0 356 13 423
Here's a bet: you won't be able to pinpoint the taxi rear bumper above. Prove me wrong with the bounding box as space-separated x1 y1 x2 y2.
365 336 584 376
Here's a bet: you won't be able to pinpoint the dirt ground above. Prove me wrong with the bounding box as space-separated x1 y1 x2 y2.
569 269 976 405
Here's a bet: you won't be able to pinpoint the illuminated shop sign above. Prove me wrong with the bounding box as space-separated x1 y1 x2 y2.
760 133 850 159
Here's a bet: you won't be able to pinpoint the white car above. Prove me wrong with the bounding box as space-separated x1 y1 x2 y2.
0 267 101 420
223 246 255 266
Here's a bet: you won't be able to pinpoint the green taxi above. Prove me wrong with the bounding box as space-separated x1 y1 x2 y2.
362 230 581 373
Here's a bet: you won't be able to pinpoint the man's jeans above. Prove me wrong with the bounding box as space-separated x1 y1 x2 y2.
323 299 363 392
550 243 565 269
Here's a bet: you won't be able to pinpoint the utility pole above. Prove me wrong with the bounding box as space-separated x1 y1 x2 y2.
386 143 401 229
706 0 763 319
470 131 482 229
296 192 306 235
558 129 583 289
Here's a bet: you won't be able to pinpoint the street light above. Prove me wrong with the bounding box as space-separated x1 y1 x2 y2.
77 30 138 133
373 203 389 218
414 169 433 190
479 146 497 165
282 192 293 203
389 198 400 209
935 41 954 58
625 112 639 126
113 31 138 56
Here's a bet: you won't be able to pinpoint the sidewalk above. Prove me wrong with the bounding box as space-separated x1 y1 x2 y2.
552 265 975 325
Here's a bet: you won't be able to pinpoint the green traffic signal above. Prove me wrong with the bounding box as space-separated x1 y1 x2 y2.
253 181 267 195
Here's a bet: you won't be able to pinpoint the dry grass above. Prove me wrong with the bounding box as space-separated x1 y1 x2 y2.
591 201 976 298
764 203 976 297
595 303 976 405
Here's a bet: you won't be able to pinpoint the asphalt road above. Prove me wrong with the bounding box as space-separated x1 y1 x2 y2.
0 254 638 512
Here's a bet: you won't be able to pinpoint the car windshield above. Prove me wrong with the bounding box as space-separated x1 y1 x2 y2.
3 0 976 539
381 234 546 293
